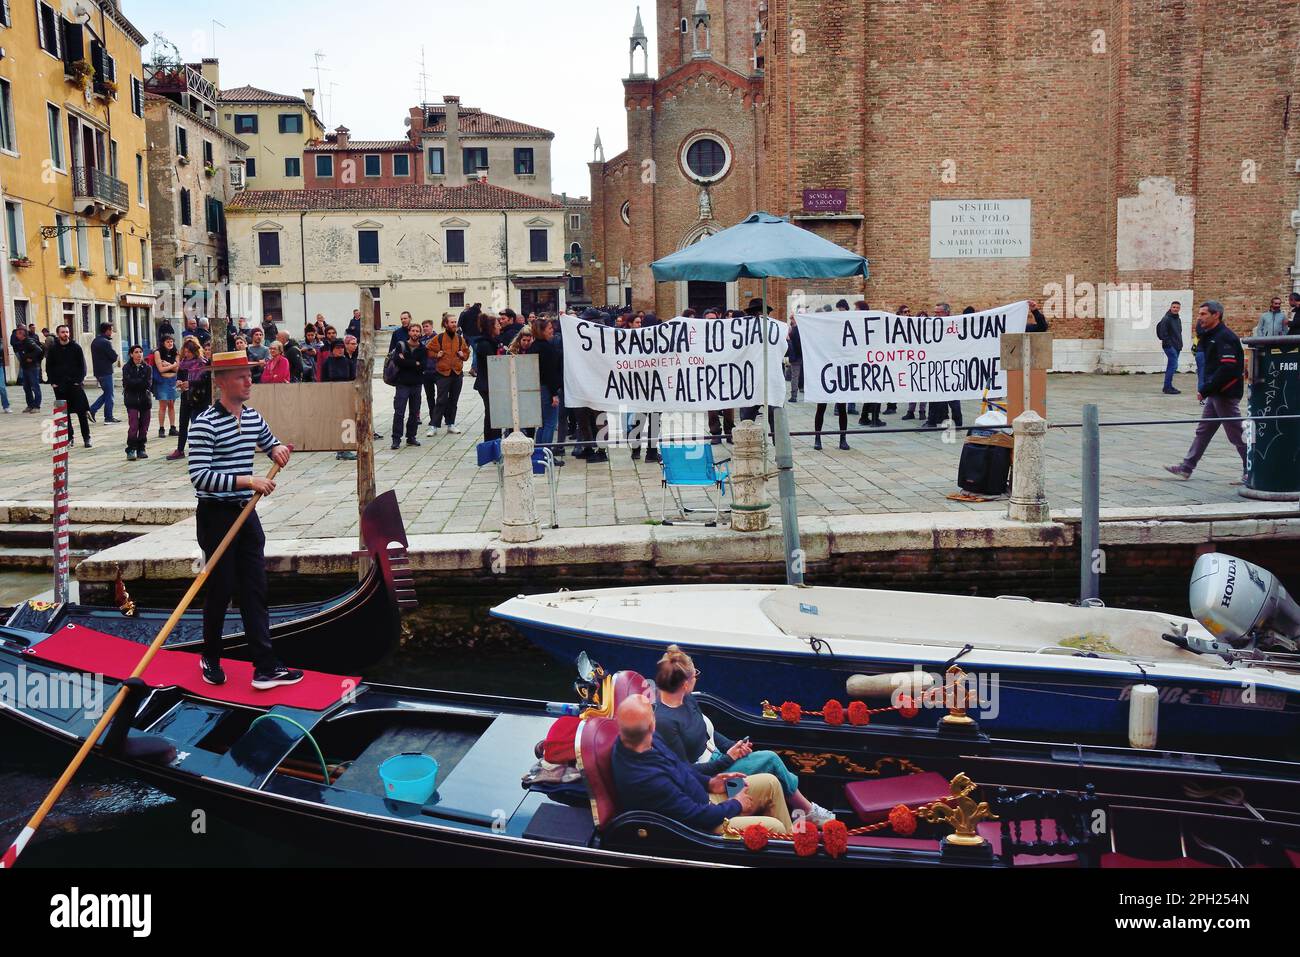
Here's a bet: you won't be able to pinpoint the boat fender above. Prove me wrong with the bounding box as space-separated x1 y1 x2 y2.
1128 684 1159 750
846 671 936 700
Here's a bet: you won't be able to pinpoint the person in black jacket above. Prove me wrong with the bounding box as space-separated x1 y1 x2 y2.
1156 301 1184 395
1026 298 1049 333
1165 301 1247 482
121 345 153 460
390 325 425 449
320 340 354 382
1289 292 1300 335
528 319 565 461
276 331 303 382
13 326 43 412
87 323 121 422
45 325 92 447
473 314 503 442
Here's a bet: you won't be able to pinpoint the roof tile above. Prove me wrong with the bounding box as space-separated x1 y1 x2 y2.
228 182 564 212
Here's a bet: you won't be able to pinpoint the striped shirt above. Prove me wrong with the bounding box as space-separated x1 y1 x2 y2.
188 404 280 502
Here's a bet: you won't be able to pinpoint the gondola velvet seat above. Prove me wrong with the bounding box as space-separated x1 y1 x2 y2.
576 671 656 829
844 772 953 824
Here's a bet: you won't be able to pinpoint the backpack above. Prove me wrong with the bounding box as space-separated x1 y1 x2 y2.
382 348 400 386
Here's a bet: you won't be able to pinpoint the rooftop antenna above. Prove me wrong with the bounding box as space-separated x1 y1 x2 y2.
326 80 340 127
210 19 225 58
417 46 431 106
312 51 333 123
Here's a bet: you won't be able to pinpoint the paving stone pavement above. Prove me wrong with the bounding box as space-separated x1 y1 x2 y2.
0 370 1255 540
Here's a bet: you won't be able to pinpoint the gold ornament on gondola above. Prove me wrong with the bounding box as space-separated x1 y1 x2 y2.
113 566 136 617
918 772 996 846
940 664 975 726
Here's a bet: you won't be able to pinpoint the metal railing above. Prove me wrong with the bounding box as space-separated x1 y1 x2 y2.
72 166 128 211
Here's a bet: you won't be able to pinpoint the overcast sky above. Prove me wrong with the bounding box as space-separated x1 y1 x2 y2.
128 0 655 197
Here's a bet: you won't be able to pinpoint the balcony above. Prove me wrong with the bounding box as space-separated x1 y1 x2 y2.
73 166 129 216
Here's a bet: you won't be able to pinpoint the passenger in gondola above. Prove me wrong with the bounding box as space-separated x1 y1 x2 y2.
653 645 835 826
610 695 794 835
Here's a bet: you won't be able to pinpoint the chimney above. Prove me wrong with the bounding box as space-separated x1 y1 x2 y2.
200 58 220 90
334 125 350 148
303 88 316 111
444 95 462 181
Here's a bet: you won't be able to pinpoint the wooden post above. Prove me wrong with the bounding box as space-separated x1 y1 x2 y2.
355 290 377 580
1000 332 1053 421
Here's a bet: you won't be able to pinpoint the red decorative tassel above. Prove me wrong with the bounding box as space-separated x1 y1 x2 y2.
792 821 820 857
888 804 918 836
822 699 845 725
897 696 919 720
847 700 871 726
779 701 803 724
822 819 849 858
742 823 769 851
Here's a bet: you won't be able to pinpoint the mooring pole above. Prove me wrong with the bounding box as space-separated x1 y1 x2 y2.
764 277 804 586
52 402 71 604
1081 402 1100 603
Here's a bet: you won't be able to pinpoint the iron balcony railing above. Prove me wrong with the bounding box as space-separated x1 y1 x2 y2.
73 166 128 211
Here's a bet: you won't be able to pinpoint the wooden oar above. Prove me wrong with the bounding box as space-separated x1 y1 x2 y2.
1 462 283 868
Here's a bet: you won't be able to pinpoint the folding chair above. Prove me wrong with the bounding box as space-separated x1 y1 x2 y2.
657 443 730 526
477 438 560 529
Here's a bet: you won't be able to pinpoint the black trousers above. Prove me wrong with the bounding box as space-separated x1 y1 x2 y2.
432 373 463 426
925 400 964 428
814 403 848 437
708 408 735 443
478 387 501 442
196 501 276 674
392 383 422 441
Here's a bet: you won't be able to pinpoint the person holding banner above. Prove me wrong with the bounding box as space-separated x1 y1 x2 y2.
925 304 964 430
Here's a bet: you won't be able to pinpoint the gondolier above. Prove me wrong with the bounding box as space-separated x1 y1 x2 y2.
188 349 301 690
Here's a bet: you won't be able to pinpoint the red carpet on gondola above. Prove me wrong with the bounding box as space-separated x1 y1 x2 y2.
27 625 358 712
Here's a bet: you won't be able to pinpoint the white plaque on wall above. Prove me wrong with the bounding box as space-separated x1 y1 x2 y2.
930 199 1031 259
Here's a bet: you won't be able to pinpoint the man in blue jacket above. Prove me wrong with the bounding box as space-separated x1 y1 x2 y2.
1165 301 1248 483
87 323 121 422
610 695 793 834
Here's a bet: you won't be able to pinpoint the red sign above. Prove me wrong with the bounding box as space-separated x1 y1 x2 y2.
803 189 847 213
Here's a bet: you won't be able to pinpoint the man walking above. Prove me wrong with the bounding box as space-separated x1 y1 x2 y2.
45 325 93 448
187 348 300 690
1156 301 1184 394
88 323 121 422
1165 301 1248 483
1255 296 1288 338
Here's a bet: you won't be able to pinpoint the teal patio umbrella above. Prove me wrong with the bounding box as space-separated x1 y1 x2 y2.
651 212 869 586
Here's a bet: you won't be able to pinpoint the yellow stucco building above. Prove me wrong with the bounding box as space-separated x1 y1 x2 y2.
204 60 324 193
1 0 155 376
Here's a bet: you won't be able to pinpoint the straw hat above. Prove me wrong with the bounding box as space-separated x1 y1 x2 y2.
210 349 259 371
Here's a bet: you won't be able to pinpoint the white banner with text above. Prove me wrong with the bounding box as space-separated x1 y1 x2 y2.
560 315 788 412
797 301 1029 403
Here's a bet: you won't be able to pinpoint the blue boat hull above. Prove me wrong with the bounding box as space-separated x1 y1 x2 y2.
507 620 1300 749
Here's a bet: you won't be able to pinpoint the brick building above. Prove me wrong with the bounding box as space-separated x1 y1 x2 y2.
408 96 555 201
304 127 418 190
592 0 1300 371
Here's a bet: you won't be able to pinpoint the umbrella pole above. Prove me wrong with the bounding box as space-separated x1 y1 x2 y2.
764 277 805 587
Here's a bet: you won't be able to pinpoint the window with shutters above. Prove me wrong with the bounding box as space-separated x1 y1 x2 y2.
245 157 256 177
55 214 71 266
235 114 258 134
179 188 191 226
0 81 15 154
427 148 444 175
364 154 380 177
315 154 333 177
136 155 144 205
61 17 83 66
462 147 487 173
284 157 301 177
358 230 379 265
278 114 303 134
0 0 10 28
176 126 188 158
205 197 225 235
36 2 60 56
101 227 114 275
392 154 410 177
445 229 465 264
76 217 89 267
258 232 280 267
131 77 143 117
529 228 548 263
514 148 534 175
48 105 64 169
203 140 213 167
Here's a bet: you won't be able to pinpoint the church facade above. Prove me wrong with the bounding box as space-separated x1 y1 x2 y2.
589 0 1300 371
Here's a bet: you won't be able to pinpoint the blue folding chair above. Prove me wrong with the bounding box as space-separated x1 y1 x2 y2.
658 443 730 526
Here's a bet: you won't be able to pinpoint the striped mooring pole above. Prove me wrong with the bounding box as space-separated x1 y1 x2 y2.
52 402 71 604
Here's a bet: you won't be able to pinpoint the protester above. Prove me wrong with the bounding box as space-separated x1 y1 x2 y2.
344 335 359 377
390 324 425 449
1255 296 1288 338
14 326 44 412
46 324 93 447
428 313 469 436
122 345 152 460
418 319 440 435
87 322 121 423
1164 301 1248 483
262 314 278 342
925 303 964 430
167 337 210 460
1156 301 1184 395
153 334 180 438
459 302 483 352
319 340 354 382
786 315 803 402
246 328 270 383
388 311 414 354
813 402 849 451
1026 298 1049 333
261 341 291 384
346 309 363 340
1289 292 1300 334
473 314 504 442
277 331 303 382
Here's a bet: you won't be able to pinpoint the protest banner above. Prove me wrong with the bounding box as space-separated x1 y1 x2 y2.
797 300 1029 403
560 315 788 412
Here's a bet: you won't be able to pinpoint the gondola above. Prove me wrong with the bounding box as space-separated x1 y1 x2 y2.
1 491 416 675
2 621 1296 868
492 552 1300 758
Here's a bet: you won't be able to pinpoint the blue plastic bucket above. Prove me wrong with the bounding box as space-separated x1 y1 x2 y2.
378 753 438 803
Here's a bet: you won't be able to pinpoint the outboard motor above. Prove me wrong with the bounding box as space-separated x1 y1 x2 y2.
1188 553 1300 652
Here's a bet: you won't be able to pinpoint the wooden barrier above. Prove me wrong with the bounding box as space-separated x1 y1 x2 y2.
249 382 357 451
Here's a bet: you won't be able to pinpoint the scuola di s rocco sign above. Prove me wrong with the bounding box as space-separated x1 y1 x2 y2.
560 315 788 413
797 300 1030 403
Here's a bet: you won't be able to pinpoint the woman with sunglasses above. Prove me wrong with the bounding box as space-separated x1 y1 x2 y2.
653 644 835 826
